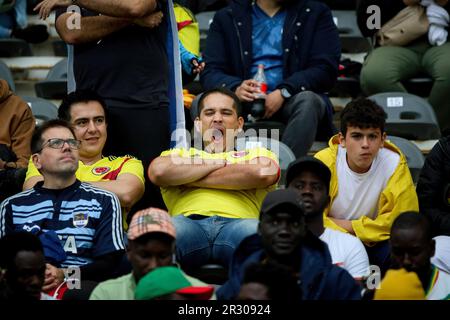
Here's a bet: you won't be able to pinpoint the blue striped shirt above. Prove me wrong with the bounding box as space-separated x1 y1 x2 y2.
0 180 125 267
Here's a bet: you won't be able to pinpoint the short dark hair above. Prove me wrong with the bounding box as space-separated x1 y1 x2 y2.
197 87 243 117
0 232 43 271
31 119 76 154
242 261 301 301
391 212 432 242
340 98 387 136
58 90 108 123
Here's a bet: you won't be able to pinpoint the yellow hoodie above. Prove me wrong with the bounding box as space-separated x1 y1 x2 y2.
315 135 419 246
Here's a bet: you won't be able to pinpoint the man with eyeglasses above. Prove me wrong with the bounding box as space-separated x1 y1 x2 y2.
23 91 145 228
0 119 126 295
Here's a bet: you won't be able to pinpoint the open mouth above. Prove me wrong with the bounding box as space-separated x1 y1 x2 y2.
211 128 224 144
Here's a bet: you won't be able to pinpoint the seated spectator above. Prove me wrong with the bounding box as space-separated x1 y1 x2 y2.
199 0 341 158
373 268 425 300
90 207 213 300
0 119 126 294
23 90 145 225
315 98 418 273
0 232 53 300
217 189 362 300
286 156 370 280
416 134 450 273
0 0 48 43
149 88 279 273
390 212 450 300
357 0 450 131
236 261 301 301
135 266 214 300
0 79 35 202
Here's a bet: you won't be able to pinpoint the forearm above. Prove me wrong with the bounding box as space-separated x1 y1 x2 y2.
187 162 278 190
330 218 355 235
149 156 225 187
56 13 131 44
75 0 156 18
89 179 144 210
79 251 124 282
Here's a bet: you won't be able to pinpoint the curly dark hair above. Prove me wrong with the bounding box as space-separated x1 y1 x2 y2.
340 98 387 136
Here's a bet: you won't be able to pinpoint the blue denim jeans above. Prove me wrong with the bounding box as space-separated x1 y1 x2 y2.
0 0 27 38
172 214 258 272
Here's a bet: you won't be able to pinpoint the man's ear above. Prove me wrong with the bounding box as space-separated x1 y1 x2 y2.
338 132 345 147
32 153 42 170
381 132 387 146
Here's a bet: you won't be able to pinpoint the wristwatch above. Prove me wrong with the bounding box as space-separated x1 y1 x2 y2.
280 87 292 99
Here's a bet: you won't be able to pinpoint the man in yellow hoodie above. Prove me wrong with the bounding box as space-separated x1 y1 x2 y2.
315 97 418 273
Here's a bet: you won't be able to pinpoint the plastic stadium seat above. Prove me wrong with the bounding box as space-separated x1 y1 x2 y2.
332 10 371 53
236 136 296 187
387 135 425 184
21 96 58 126
0 60 15 91
195 11 215 53
0 39 33 57
369 92 441 140
402 76 433 98
34 58 68 99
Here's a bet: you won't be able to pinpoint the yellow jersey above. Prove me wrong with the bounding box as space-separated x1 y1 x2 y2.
160 147 279 219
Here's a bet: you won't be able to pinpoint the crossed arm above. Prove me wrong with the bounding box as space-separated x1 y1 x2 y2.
149 155 279 190
35 0 161 44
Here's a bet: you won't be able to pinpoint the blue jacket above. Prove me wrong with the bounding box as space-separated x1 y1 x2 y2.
200 0 341 139
217 233 362 300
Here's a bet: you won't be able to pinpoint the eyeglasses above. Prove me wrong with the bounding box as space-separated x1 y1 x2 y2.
38 138 81 152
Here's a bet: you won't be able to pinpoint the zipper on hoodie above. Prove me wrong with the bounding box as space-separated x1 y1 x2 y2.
231 10 246 77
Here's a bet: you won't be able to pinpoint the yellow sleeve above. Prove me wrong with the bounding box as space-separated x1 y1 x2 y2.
25 157 42 182
118 157 145 185
174 5 200 55
351 158 419 244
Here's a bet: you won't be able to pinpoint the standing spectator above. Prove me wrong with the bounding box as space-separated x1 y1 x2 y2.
357 0 450 131
315 98 419 273
217 188 361 300
23 90 145 227
0 79 35 202
390 212 450 300
199 0 340 158
34 0 176 211
0 232 53 300
286 156 370 280
0 120 126 293
149 88 279 273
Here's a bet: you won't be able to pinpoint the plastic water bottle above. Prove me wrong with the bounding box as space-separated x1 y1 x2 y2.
251 64 267 119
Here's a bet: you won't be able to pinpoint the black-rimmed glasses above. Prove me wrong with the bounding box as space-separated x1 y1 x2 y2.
37 138 81 152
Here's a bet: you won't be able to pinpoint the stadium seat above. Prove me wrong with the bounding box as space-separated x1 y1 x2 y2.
195 11 215 53
0 39 33 57
0 60 15 91
387 135 425 184
402 75 433 98
34 58 68 99
21 96 58 125
332 10 371 53
236 136 296 187
369 92 441 140
188 264 228 285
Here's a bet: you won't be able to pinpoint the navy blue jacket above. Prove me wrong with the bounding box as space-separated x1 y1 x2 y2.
217 233 362 300
200 0 341 138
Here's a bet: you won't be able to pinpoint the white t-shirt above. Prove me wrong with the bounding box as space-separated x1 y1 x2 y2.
431 236 450 274
319 227 370 279
330 145 400 220
426 265 450 300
